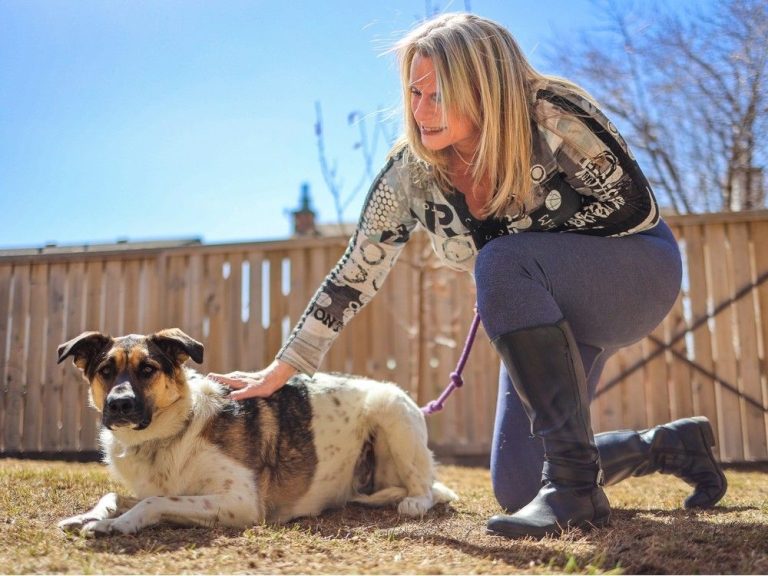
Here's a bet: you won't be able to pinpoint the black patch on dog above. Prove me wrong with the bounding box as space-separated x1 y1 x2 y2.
208 378 318 486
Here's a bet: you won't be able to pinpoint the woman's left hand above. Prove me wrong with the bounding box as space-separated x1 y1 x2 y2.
208 360 297 400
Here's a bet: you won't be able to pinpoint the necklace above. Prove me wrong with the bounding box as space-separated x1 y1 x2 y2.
452 146 475 167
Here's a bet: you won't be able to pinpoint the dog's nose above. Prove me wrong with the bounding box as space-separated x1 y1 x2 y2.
106 383 137 416
107 395 136 416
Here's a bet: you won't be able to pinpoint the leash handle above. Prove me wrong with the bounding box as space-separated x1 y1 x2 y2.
421 310 481 415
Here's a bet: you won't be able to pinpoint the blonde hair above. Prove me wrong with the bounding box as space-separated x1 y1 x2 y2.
392 12 594 217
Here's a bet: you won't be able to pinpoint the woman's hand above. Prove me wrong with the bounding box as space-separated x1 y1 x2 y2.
208 360 298 400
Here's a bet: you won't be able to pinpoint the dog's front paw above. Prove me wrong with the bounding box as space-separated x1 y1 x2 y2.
397 495 432 517
78 518 130 537
58 514 98 533
91 513 147 536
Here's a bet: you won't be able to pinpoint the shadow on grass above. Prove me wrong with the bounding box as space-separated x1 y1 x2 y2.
294 501 461 534
65 500 768 573
392 505 768 574
69 524 243 555
69 502 457 555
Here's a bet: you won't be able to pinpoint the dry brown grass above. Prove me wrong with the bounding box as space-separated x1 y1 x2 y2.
1 458 766 574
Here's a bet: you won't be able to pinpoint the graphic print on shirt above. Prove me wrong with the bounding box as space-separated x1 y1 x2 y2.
311 280 367 331
421 200 459 238
341 236 392 292
360 174 413 244
440 235 475 265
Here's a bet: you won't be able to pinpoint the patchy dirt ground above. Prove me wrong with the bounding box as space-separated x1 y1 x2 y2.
1 459 766 574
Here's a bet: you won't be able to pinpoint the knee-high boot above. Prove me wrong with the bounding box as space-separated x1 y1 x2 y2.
486 320 611 538
596 417 727 508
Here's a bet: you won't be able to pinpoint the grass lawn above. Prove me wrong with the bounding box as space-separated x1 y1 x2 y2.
1 458 766 574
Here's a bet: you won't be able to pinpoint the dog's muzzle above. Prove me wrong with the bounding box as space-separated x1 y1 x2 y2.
103 383 151 430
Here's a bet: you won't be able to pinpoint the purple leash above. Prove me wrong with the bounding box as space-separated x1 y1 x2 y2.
421 310 482 415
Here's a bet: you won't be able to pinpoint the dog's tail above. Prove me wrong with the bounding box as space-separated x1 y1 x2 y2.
431 481 458 503
350 482 457 508
349 487 407 507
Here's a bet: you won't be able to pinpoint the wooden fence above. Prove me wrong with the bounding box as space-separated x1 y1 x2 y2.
1 211 766 462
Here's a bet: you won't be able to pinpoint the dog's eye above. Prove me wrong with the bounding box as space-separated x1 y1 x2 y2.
140 365 157 378
98 365 114 379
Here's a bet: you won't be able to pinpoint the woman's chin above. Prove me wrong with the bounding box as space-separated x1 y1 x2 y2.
420 136 450 151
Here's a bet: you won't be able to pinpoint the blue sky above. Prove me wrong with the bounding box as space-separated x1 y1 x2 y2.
0 0 682 247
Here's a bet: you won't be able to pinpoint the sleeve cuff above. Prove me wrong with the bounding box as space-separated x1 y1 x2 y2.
276 347 318 377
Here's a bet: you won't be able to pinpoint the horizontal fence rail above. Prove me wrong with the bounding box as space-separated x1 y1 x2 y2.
1 211 766 462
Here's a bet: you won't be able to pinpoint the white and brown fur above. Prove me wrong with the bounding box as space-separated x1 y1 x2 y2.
56 328 456 536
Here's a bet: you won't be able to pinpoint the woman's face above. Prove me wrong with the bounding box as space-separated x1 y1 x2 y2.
409 54 478 156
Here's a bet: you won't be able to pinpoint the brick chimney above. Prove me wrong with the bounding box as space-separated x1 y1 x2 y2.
292 182 318 237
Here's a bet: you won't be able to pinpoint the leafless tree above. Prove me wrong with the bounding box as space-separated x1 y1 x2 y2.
314 102 398 226
545 0 767 213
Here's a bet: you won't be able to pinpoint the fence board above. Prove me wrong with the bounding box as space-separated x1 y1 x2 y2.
707 223 743 461
623 341 649 430
594 348 625 433
5 265 30 452
420 269 440 441
436 273 460 444
81 260 104 450
265 252 286 373
103 260 123 334
463 329 494 449
123 260 141 334
236 254 252 371
22 264 47 451
166 255 187 335
451 274 472 446
390 244 418 394
61 261 85 451
223 252 243 371
731 224 766 460
754 222 768 454
0 264 13 450
42 263 67 451
684 225 720 449
181 254 202 339
245 252 265 370
398 242 424 389
668 292 694 419
204 254 225 374
141 257 162 334
285 248 305 328
642 321 671 426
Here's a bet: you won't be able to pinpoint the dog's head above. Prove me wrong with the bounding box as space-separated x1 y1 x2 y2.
57 328 204 431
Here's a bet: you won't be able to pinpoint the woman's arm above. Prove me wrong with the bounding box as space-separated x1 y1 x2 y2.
211 153 419 398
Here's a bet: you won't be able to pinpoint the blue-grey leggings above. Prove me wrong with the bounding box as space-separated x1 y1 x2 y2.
474 220 682 512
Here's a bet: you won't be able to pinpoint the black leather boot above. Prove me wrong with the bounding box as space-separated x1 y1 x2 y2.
486 320 611 539
596 417 727 508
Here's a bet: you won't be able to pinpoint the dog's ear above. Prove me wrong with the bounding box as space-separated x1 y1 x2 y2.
57 332 112 373
149 328 204 365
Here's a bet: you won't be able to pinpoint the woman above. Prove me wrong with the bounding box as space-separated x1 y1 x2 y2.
210 13 726 538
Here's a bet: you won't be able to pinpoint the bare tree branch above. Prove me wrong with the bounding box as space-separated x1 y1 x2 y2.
545 0 768 212
314 102 399 225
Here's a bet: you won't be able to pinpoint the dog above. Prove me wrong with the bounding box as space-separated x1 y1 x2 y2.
56 328 457 536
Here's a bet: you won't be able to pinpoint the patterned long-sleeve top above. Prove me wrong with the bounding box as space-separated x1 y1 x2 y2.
277 83 660 375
